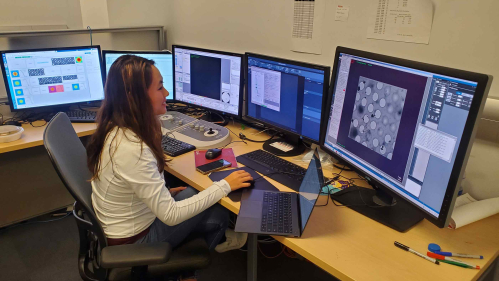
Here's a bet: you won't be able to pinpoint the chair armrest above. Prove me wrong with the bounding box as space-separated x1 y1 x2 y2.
101 242 172 268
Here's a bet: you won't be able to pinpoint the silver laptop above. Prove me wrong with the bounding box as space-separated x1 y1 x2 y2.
235 149 324 237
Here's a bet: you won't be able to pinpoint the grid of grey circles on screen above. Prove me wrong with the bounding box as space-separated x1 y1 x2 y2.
348 76 407 160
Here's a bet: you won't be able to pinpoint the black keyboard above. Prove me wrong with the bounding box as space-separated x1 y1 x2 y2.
236 149 307 191
65 110 96 122
161 135 196 157
261 192 293 233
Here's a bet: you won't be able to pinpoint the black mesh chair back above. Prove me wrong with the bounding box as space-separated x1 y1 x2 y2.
43 113 211 281
43 112 108 280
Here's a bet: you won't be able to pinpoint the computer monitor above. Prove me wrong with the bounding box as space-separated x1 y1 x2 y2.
172 45 243 121
322 46 492 231
1 46 105 112
102 50 174 101
245 53 330 156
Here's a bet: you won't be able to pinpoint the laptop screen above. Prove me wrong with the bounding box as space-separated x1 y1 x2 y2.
298 150 324 233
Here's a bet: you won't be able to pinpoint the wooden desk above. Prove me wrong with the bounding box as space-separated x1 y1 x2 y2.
165 122 499 281
3 120 498 280
0 122 96 154
0 121 97 227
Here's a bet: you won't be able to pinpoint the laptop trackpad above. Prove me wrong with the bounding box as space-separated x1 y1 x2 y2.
236 200 263 233
239 200 263 218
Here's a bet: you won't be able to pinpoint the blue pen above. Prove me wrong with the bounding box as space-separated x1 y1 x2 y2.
428 243 483 259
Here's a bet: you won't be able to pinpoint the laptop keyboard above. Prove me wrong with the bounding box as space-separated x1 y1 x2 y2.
261 192 293 233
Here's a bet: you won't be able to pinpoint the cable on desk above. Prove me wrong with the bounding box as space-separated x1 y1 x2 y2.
333 163 352 171
218 140 247 149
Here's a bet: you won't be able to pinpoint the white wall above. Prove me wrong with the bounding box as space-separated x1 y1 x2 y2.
107 0 171 32
0 0 83 29
168 0 499 100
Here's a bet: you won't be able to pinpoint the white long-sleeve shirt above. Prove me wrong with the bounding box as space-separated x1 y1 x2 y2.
91 127 232 239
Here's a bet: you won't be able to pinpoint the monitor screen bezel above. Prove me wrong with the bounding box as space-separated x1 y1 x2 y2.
1 45 105 112
172 45 244 119
244 52 331 145
101 49 175 102
320 46 491 228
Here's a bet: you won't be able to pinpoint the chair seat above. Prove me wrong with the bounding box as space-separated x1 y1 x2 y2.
108 238 211 281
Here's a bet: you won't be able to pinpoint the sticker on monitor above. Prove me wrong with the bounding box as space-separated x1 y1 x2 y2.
348 77 407 160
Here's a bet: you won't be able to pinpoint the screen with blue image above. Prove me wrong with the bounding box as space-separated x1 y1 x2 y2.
246 55 328 142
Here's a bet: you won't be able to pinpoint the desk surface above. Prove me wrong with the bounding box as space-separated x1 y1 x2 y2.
165 123 499 281
0 121 96 154
3 119 499 280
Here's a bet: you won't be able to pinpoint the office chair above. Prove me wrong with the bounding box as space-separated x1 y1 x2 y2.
43 112 211 281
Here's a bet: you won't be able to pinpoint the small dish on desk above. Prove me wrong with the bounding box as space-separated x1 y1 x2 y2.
0 125 24 143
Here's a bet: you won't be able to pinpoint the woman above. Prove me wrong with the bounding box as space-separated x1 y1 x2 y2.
86 55 251 255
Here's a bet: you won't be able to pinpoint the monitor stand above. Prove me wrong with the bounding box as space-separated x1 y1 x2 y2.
262 133 306 157
331 185 424 232
200 111 229 126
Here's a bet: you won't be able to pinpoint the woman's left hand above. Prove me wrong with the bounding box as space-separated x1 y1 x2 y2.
169 186 187 196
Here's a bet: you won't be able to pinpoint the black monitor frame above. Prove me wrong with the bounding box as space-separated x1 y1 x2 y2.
244 52 331 145
171 45 244 120
321 46 492 229
1 45 105 112
101 49 175 101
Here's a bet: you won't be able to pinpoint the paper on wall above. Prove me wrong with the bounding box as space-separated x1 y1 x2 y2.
291 0 325 55
449 194 499 229
367 0 433 44
335 5 349 22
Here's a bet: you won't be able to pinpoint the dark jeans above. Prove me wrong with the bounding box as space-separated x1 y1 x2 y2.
135 186 229 250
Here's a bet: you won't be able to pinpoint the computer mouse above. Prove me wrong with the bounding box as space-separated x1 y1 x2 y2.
205 148 222 160
245 179 255 187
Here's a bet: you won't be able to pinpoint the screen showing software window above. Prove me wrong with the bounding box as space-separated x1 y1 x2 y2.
324 53 478 218
104 52 174 100
174 47 241 115
246 56 326 142
2 47 104 110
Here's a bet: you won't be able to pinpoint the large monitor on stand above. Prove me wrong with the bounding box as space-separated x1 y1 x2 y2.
1 46 105 112
172 45 243 124
322 46 492 232
245 53 330 156
102 50 174 101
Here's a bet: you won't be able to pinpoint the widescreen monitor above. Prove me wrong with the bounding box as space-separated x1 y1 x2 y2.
172 45 243 118
245 53 330 155
102 50 174 100
1 46 105 112
322 46 492 230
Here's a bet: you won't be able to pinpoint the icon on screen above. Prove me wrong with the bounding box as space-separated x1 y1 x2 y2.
11 71 20 77
17 98 25 105
75 56 83 63
13 80 22 87
72 84 80 90
15 89 23 96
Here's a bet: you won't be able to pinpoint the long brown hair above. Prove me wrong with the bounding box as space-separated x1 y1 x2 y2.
87 55 165 179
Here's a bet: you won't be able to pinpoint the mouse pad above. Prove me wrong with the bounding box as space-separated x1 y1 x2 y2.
209 167 279 202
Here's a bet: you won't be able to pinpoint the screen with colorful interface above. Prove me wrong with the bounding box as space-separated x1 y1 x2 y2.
324 51 480 218
1 46 104 111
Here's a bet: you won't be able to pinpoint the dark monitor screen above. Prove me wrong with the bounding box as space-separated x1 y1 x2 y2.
322 47 491 226
173 45 243 117
246 54 330 143
103 50 174 100
1 46 104 111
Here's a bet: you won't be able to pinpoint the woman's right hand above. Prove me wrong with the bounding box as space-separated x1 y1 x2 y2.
224 170 254 191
